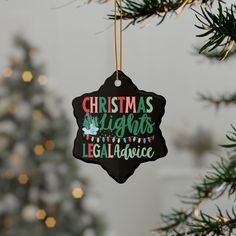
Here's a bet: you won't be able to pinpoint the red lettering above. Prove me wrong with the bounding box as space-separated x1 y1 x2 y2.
82 97 90 113
88 143 94 158
117 96 125 113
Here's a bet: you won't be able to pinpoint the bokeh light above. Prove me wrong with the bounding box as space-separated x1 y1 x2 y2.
45 217 56 228
72 187 84 199
33 145 45 156
22 71 33 82
18 174 29 185
3 67 13 77
36 209 47 220
45 140 55 151
32 110 43 120
38 75 48 85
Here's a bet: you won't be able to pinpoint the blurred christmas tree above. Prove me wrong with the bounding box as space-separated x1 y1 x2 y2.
0 36 105 236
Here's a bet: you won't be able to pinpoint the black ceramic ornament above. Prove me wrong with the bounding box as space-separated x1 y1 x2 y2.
72 71 167 183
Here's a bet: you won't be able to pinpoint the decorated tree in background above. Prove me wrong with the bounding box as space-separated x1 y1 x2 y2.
0 36 105 236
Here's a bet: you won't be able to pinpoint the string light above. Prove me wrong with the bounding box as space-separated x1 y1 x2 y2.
36 209 47 220
84 135 155 144
45 140 55 151
193 207 199 219
7 104 17 114
45 217 56 228
38 75 48 86
34 144 45 156
214 216 229 223
18 174 29 185
72 187 84 199
3 217 13 229
3 67 13 77
32 110 43 120
22 71 33 82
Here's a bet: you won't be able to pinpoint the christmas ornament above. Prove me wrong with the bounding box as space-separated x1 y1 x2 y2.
72 0 167 183
72 71 167 183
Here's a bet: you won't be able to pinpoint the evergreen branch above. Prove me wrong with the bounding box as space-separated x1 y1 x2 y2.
153 208 194 236
221 125 236 149
108 0 216 26
194 2 236 60
158 209 193 233
199 92 236 107
183 156 236 205
186 208 236 236
193 46 236 61
156 206 236 235
183 130 236 204
154 127 236 236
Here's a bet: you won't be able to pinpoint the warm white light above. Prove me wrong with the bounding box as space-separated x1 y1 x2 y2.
32 110 43 120
18 174 29 185
7 104 17 114
38 75 48 86
45 217 56 228
33 145 45 156
36 209 47 220
22 71 33 82
72 187 84 199
45 140 55 151
3 67 13 77
193 208 199 218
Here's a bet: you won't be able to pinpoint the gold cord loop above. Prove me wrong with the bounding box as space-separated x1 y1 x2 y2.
114 0 123 80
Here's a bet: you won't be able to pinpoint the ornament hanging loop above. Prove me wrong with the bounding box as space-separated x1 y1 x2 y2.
114 0 123 81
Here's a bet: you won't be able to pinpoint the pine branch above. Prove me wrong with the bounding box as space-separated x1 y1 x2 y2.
108 0 216 26
193 46 236 61
194 3 236 60
157 208 193 234
156 203 236 235
187 207 236 236
107 0 236 60
183 156 236 205
154 126 236 236
199 92 236 107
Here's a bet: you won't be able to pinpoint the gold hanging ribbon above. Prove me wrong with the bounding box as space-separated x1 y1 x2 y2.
114 0 123 80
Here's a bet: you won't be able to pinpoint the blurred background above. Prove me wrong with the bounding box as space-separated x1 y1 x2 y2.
0 1 235 236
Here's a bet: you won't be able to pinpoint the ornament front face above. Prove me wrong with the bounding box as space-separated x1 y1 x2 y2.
72 71 167 183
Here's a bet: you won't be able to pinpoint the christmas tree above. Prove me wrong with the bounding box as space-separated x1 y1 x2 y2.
82 113 99 136
109 0 235 61
0 36 104 236
107 0 236 234
153 126 236 235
